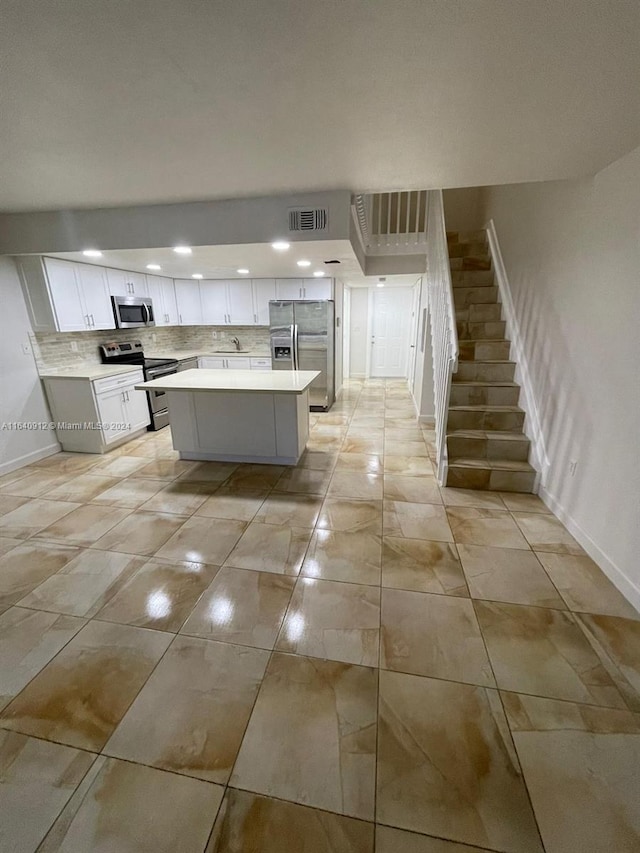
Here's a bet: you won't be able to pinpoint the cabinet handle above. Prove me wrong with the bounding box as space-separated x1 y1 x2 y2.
90 314 95 327
179 314 182 324
85 314 90 328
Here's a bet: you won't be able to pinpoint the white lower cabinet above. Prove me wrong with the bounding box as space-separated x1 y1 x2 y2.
198 356 270 370
43 370 149 453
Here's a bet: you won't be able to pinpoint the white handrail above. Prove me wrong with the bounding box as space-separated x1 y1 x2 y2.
425 190 458 485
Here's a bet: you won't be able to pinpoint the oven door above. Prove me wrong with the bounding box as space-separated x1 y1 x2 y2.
112 296 155 328
144 364 177 430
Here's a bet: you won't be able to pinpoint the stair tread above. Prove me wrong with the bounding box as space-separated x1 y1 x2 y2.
449 405 524 413
455 359 515 365
450 381 519 387
448 458 535 472
447 430 529 441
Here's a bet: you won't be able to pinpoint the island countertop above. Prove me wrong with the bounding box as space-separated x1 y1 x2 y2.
135 368 320 395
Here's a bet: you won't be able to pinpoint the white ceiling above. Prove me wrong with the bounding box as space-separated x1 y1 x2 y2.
2 1 638 212
52 239 416 286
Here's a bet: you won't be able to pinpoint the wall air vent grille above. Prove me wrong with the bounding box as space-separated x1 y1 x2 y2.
288 208 328 232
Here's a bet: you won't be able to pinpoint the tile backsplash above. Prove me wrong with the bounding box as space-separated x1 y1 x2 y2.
31 325 271 371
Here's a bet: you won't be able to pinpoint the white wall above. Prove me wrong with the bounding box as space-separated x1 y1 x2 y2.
443 187 483 232
349 288 369 377
479 146 640 608
0 257 59 473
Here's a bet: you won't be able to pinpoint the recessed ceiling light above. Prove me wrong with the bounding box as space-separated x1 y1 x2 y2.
173 246 192 255
82 249 102 258
296 259 311 268
146 264 161 271
271 241 290 251
377 282 385 288
192 273 203 279
237 268 249 275
313 270 326 277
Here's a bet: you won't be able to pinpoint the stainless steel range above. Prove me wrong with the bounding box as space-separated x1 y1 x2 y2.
99 340 178 431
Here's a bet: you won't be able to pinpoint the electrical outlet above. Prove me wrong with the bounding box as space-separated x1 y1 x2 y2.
211 331 218 340
569 460 578 476
21 342 31 355
70 341 79 352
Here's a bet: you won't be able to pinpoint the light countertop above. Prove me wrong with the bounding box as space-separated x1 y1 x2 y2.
39 364 143 381
136 368 320 395
146 350 270 361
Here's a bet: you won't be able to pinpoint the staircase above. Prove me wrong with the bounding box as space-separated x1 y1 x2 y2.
445 230 536 492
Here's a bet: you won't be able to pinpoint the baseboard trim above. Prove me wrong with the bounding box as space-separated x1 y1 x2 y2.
539 484 640 612
485 219 549 491
0 441 60 476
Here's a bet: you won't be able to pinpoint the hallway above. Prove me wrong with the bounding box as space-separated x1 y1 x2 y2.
0 379 638 852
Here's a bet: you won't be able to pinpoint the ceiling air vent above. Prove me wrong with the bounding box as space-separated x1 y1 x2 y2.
288 207 328 233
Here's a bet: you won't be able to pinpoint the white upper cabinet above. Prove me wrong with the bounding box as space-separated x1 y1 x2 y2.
75 264 113 330
253 279 276 325
226 280 254 325
201 279 256 325
275 278 332 301
200 280 228 325
301 278 333 300
41 258 115 332
146 275 178 326
106 268 148 297
174 279 203 325
43 259 86 332
275 279 305 300
161 277 179 325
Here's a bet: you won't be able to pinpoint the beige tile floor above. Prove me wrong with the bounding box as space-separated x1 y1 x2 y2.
0 378 638 852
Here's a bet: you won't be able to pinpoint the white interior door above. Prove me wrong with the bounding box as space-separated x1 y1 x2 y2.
370 287 413 378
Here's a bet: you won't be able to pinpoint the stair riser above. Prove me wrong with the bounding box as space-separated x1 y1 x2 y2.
447 466 535 492
455 362 516 382
453 286 499 307
452 271 495 286
449 385 520 406
457 321 506 341
447 230 487 245
450 256 492 271
447 410 525 431
448 242 489 258
456 304 502 323
459 341 511 361
447 435 530 461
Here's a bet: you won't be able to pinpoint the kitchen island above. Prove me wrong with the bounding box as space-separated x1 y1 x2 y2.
135 369 320 465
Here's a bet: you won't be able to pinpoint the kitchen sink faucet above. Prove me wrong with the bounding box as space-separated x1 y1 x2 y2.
230 336 242 351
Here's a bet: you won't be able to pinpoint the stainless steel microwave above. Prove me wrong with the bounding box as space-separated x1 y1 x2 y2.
111 295 155 329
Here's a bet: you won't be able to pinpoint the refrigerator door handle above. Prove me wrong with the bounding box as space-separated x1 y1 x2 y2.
292 324 299 370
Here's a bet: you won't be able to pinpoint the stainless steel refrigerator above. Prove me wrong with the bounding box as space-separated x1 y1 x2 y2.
269 300 335 411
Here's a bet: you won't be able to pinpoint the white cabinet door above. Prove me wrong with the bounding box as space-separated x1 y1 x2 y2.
123 385 150 432
145 276 166 326
161 278 179 325
253 279 276 325
126 272 148 297
43 258 87 332
95 388 127 445
199 357 226 369
200 280 228 325
106 268 128 297
276 279 305 300
302 279 332 300
250 357 272 371
226 280 255 325
224 357 251 370
175 280 203 325
76 264 114 330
